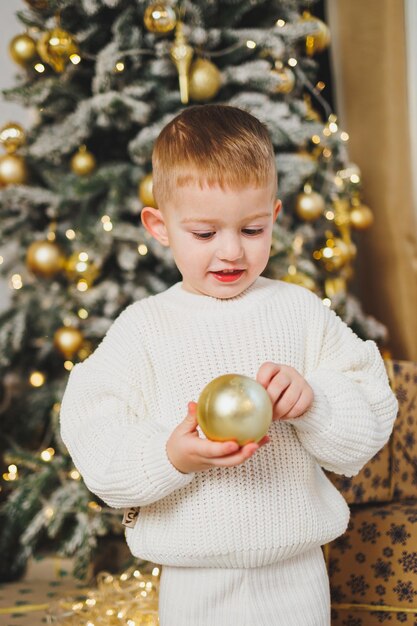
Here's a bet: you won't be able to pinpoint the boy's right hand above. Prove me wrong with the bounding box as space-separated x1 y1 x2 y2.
166 402 270 474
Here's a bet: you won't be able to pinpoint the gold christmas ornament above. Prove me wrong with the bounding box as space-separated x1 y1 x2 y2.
350 203 374 230
318 237 351 272
272 62 295 94
70 146 96 176
37 27 79 73
65 251 100 287
302 11 331 56
0 154 28 186
143 2 177 33
170 22 193 104
9 33 38 67
139 173 157 207
189 58 222 102
197 374 272 446
26 240 66 278
0 122 26 154
54 326 84 359
295 189 325 221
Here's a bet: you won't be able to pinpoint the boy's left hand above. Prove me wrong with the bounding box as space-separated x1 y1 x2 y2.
256 362 314 421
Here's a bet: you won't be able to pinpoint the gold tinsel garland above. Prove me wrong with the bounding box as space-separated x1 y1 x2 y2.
46 565 161 625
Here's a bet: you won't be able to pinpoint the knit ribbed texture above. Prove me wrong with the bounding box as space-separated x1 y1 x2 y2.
159 547 330 625
60 277 398 568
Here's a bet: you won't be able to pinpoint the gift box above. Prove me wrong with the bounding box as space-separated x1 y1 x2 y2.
327 500 417 625
326 359 417 505
0 555 88 626
390 361 417 501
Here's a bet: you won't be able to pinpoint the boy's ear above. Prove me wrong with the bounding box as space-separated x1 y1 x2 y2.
141 206 170 247
273 199 282 221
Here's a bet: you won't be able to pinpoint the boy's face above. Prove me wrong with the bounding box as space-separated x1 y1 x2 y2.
141 181 281 299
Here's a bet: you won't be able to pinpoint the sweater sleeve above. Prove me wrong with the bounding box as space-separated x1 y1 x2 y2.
59 305 194 509
286 302 398 477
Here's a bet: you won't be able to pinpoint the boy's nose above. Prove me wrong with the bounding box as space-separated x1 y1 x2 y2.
216 233 244 262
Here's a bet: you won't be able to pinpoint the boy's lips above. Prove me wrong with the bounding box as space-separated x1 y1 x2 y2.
210 269 245 282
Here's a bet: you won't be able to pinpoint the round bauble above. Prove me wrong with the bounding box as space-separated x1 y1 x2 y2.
350 204 374 230
0 154 28 186
138 173 156 207
295 190 325 221
70 147 96 176
189 58 222 102
26 240 66 278
65 251 100 287
37 27 79 73
197 374 272 446
54 326 84 359
302 11 331 56
9 33 38 66
319 238 351 272
273 64 295 94
0 122 26 154
144 2 177 33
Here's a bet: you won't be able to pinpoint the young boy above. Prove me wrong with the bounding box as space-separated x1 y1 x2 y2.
60 104 398 625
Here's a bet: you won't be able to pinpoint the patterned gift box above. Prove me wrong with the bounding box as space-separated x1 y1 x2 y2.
390 361 417 500
327 500 417 625
326 360 417 505
0 555 88 626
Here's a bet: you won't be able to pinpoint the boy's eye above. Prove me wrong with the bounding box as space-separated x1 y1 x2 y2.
242 228 264 236
192 232 215 240
192 228 264 240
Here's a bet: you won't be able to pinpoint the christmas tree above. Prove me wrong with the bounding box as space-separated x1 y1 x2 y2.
0 0 386 581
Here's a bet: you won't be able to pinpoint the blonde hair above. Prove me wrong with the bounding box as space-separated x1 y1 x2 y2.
151 104 277 209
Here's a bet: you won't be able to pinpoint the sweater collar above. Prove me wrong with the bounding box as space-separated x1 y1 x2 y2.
157 276 279 313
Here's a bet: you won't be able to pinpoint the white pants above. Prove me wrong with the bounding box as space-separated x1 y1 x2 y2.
158 546 330 625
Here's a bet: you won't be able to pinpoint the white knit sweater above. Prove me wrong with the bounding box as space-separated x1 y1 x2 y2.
60 277 398 569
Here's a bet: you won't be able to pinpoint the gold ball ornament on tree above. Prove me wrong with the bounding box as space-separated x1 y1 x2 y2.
139 173 157 207
54 326 84 359
143 2 177 33
26 240 66 278
189 58 222 102
65 251 100 287
0 122 26 154
37 27 79 73
272 62 295 94
318 237 351 272
0 154 28 186
350 203 374 230
302 11 331 56
9 33 38 67
70 146 96 176
295 188 325 221
197 374 272 446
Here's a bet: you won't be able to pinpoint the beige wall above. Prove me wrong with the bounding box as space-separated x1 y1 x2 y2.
327 0 417 360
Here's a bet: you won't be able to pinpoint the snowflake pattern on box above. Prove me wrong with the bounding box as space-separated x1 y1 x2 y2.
329 502 417 625
327 360 417 626
326 360 417 505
